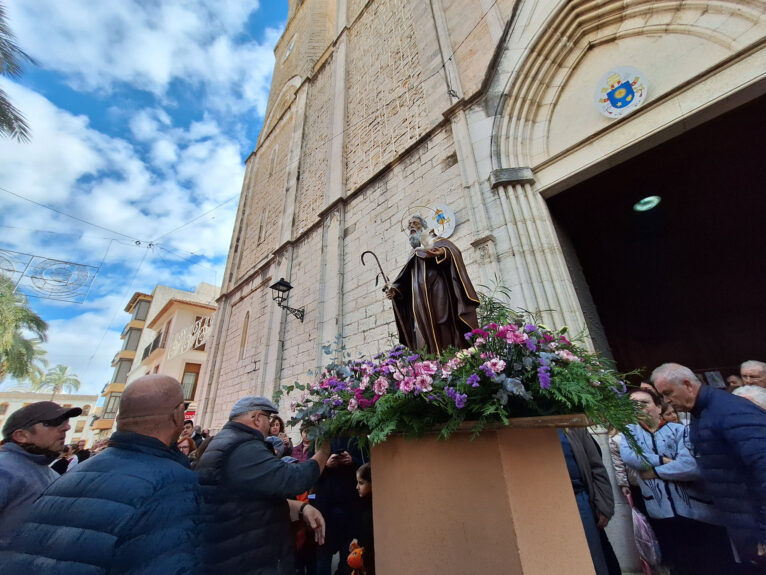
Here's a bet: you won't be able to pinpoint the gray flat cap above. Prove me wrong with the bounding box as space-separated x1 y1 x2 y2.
229 396 279 420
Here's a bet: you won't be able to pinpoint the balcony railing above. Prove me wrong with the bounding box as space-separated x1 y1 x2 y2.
141 333 164 360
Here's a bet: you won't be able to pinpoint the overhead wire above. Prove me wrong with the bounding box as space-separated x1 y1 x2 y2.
0 185 144 242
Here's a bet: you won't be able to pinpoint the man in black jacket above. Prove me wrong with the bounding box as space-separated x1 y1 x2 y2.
653 362 766 568
196 396 330 574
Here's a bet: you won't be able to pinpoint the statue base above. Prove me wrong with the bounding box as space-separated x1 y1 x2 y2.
370 417 595 574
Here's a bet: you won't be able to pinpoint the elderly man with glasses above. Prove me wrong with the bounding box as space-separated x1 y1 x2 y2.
0 401 81 541
196 395 330 574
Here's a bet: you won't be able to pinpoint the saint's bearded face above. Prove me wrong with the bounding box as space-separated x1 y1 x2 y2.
408 218 424 248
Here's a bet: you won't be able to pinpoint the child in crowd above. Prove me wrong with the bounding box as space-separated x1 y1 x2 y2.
347 462 374 575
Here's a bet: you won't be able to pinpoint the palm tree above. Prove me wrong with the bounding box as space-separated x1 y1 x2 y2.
0 275 48 383
0 1 36 141
31 364 81 401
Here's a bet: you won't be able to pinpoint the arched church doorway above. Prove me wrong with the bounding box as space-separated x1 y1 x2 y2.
547 93 766 382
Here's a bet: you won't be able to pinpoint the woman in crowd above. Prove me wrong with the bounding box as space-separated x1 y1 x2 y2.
269 415 293 455
177 436 196 461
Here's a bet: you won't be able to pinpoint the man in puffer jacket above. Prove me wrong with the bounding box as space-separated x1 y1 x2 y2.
0 375 202 574
196 396 330 574
653 362 766 568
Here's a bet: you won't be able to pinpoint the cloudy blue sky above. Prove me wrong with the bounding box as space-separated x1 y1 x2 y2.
0 0 287 395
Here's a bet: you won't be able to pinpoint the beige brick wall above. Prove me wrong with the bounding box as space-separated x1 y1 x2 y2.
347 0 368 24
263 1 334 137
442 0 495 98
344 0 430 193
205 278 271 430
277 228 324 388
294 53 333 235
237 117 294 281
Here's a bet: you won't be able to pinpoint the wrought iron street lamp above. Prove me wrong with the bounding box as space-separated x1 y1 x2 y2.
269 277 305 322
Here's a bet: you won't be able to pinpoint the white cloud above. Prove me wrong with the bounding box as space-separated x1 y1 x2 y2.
0 0 280 399
0 80 241 386
6 0 279 117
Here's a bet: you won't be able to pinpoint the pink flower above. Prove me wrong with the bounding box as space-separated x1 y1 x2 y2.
415 374 433 392
359 375 370 390
555 350 581 362
399 377 416 393
504 331 529 345
348 398 358 412
373 376 390 395
415 361 439 376
289 401 297 412
487 358 506 373
441 357 463 377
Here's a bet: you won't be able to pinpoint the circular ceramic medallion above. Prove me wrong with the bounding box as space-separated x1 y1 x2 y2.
427 204 456 238
595 66 647 118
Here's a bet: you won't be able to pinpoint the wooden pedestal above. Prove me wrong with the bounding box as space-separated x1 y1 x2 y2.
370 419 595 574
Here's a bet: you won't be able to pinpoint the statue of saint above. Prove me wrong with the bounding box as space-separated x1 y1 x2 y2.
385 215 480 355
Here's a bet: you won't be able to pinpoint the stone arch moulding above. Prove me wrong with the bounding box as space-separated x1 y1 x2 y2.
260 76 303 144
491 0 766 177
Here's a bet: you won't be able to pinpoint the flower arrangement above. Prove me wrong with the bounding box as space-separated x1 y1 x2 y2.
276 295 637 446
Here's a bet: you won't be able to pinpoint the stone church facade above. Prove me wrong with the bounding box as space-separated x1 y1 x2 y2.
197 0 766 431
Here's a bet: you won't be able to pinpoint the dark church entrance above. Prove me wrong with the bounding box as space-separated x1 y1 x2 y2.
548 93 766 383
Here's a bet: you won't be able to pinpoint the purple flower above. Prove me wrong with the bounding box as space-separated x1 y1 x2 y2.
406 354 420 362
445 386 457 399
525 338 537 352
455 392 468 409
479 364 494 379
524 324 537 333
537 364 551 389
464 332 472 341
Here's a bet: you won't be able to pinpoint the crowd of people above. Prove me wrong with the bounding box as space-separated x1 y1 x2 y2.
596 360 766 575
0 359 764 574
0 374 374 575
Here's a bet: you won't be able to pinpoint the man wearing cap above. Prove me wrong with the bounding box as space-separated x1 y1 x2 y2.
0 401 81 540
0 375 203 573
196 395 331 573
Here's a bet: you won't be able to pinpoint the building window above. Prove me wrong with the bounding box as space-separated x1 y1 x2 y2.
181 363 201 400
75 420 85 433
0 403 7 415
113 359 132 383
125 328 141 351
134 299 150 321
239 312 249 360
103 393 122 419
268 146 278 176
81 404 91 416
282 36 295 62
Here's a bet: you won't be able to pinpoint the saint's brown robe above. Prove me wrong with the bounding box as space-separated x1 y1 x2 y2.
390 238 480 355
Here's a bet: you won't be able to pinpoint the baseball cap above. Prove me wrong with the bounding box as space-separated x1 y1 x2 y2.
2 402 83 439
229 396 279 420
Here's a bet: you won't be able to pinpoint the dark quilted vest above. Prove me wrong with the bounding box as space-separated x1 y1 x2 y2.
196 423 295 575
